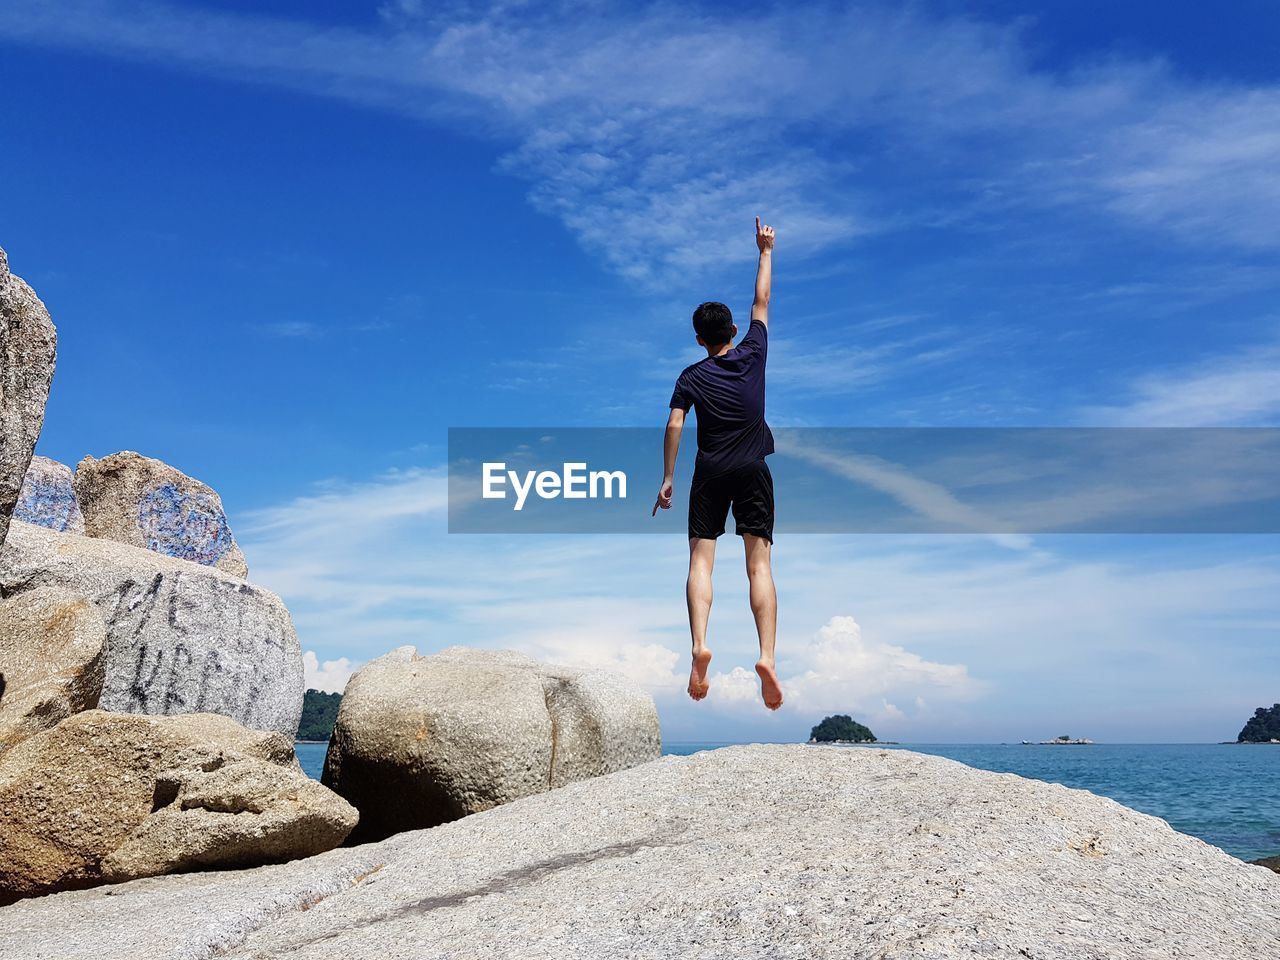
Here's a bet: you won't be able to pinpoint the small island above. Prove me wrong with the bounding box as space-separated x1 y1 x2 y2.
808 714 877 744
296 689 342 742
1237 704 1280 743
1023 735 1093 745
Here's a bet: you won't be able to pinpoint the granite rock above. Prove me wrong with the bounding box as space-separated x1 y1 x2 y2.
75 451 248 578
323 645 661 842
0 710 356 903
0 246 57 550
14 454 84 533
1 745 1277 959
0 520 303 737
0 587 106 754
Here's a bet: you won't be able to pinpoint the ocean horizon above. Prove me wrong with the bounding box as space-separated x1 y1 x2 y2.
294 740 1280 863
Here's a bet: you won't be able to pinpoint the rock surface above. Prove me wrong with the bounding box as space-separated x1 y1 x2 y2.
0 587 105 754
2 745 1277 959
0 247 58 550
0 710 356 903
14 454 84 533
0 520 303 736
323 645 661 842
75 451 249 577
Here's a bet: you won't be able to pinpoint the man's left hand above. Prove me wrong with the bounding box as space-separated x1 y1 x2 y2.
652 478 674 516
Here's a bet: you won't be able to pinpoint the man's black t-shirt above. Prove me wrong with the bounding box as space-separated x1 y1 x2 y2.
669 319 774 480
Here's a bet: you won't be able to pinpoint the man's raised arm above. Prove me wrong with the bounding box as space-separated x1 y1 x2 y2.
752 215 775 327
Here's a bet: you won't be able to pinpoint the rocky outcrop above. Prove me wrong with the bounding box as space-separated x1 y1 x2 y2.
2 745 1278 959
0 247 57 550
74 451 248 578
0 710 357 903
14 454 84 533
0 520 303 737
323 646 661 842
0 587 105 754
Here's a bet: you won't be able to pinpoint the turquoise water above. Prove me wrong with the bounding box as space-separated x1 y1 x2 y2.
294 741 1280 861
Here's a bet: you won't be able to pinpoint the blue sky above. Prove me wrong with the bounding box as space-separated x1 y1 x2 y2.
3 1 1279 742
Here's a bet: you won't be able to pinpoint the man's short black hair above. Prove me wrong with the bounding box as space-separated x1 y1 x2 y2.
692 301 734 346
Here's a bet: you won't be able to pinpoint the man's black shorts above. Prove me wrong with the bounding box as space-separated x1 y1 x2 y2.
688 459 774 543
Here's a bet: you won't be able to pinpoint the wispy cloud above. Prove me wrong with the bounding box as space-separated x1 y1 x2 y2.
3 1 1278 287
766 326 971 400
778 435 1034 549
1093 90 1280 251
1084 337 1280 426
239 467 451 606
258 321 322 339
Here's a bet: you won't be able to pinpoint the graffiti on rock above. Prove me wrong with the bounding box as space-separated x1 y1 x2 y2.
136 483 233 567
98 572 288 727
15 469 83 532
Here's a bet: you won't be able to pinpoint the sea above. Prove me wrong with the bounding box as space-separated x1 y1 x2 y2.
293 740 1280 863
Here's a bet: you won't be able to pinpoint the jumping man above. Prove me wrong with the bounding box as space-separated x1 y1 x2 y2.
652 216 782 710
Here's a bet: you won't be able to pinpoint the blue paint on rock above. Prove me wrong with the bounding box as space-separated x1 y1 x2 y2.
15 469 82 532
137 482 233 567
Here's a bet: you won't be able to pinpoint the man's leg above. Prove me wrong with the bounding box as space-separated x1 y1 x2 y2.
686 537 717 700
743 533 783 709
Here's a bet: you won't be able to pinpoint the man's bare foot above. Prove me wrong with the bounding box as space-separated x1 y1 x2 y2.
755 659 783 710
688 647 712 701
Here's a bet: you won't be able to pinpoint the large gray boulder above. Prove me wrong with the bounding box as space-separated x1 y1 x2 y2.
0 247 57 550
0 520 303 737
1 745 1277 959
323 645 661 842
13 454 84 533
0 710 357 903
75 451 249 578
0 587 106 755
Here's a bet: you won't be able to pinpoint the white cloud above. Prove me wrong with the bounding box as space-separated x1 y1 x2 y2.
259 321 321 339
236 467 1280 742
240 469 992 734
452 608 688 696
781 615 981 714
781 428 1280 537
765 326 968 397
507 612 983 726
1096 90 1280 250
879 700 905 723
240 467 451 603
303 650 358 694
230 455 1280 742
3 1 1278 286
778 435 1033 549
1083 339 1280 426
695 616 982 722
